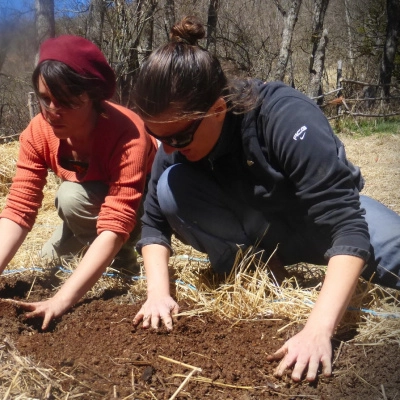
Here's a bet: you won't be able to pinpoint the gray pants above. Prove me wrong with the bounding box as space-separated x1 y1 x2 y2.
41 181 141 267
157 164 400 289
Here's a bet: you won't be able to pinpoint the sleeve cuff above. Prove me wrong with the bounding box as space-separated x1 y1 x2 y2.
136 237 173 255
324 245 370 262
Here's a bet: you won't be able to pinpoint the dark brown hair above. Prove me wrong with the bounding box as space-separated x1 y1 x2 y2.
133 16 259 120
32 60 108 113
133 16 228 120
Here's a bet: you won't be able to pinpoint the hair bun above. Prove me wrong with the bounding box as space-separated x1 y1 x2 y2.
170 16 205 45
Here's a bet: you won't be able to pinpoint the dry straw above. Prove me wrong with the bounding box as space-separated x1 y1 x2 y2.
1 135 399 398
0 142 19 199
0 338 64 399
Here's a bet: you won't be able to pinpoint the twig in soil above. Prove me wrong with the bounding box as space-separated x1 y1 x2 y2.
169 368 198 400
158 355 202 372
257 369 281 390
380 384 388 400
332 341 344 366
270 395 320 399
44 384 52 399
77 362 114 383
26 276 37 300
171 373 254 390
110 318 128 324
108 356 151 366
349 369 385 397
59 370 104 396
3 369 21 399
277 320 298 333
120 394 136 400
189 351 222 369
155 372 167 391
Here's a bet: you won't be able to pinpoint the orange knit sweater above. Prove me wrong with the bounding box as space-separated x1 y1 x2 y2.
1 102 157 242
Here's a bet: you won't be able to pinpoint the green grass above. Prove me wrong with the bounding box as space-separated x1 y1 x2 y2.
332 116 400 137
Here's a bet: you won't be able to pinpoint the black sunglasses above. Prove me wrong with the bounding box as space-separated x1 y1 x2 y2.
144 117 204 149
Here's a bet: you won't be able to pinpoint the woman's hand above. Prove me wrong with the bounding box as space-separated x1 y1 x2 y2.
13 297 71 330
266 325 332 382
267 254 364 382
133 295 179 330
135 244 176 330
11 232 124 331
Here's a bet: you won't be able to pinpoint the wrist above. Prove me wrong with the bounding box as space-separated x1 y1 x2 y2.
147 286 170 298
52 289 78 312
304 315 336 337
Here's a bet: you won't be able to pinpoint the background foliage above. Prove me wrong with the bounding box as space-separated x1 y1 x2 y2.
0 0 399 138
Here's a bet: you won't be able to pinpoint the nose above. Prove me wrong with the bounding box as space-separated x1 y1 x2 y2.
45 103 61 116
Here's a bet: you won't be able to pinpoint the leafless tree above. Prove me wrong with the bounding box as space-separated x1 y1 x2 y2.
379 0 400 99
86 0 106 47
1 0 399 124
273 0 303 82
110 0 157 106
307 0 330 100
206 0 220 54
0 16 13 72
343 0 355 76
164 0 175 37
35 0 55 62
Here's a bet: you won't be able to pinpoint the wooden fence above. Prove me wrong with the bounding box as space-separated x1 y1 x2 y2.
312 65 400 120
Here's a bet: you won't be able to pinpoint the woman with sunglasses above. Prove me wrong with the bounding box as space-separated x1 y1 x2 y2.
132 16 400 382
0 35 157 329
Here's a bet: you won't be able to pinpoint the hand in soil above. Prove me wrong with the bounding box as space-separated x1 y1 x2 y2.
13 297 69 330
266 327 332 382
132 294 179 330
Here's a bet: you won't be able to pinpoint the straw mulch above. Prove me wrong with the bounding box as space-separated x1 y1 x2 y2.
0 134 399 398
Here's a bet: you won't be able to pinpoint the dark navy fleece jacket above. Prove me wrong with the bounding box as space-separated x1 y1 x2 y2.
137 80 371 263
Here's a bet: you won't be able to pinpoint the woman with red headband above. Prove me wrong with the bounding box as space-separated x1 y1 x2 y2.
0 35 157 329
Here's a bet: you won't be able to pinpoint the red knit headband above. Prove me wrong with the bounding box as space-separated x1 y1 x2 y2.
38 35 116 99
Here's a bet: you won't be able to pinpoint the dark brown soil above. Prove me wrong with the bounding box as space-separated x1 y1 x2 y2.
0 271 399 400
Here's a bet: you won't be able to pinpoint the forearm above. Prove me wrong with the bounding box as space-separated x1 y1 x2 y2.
52 230 124 308
142 244 171 297
305 254 364 334
132 244 176 330
0 218 29 274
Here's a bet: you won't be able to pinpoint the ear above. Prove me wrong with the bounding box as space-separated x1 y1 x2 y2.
212 97 227 122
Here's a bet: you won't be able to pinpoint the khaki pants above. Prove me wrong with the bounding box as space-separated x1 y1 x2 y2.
41 181 141 270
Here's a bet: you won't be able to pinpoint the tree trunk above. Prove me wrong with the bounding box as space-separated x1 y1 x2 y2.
137 0 158 62
309 0 329 72
86 0 106 48
344 0 355 77
273 0 302 82
379 0 400 99
307 0 329 101
113 0 139 106
206 0 220 54
164 0 175 39
307 28 328 100
0 20 13 72
113 0 157 107
35 0 55 63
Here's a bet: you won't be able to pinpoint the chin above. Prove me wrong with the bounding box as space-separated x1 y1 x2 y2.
181 153 201 162
51 129 69 139
179 148 209 162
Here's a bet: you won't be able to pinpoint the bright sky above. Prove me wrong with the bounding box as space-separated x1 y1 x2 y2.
0 0 89 16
